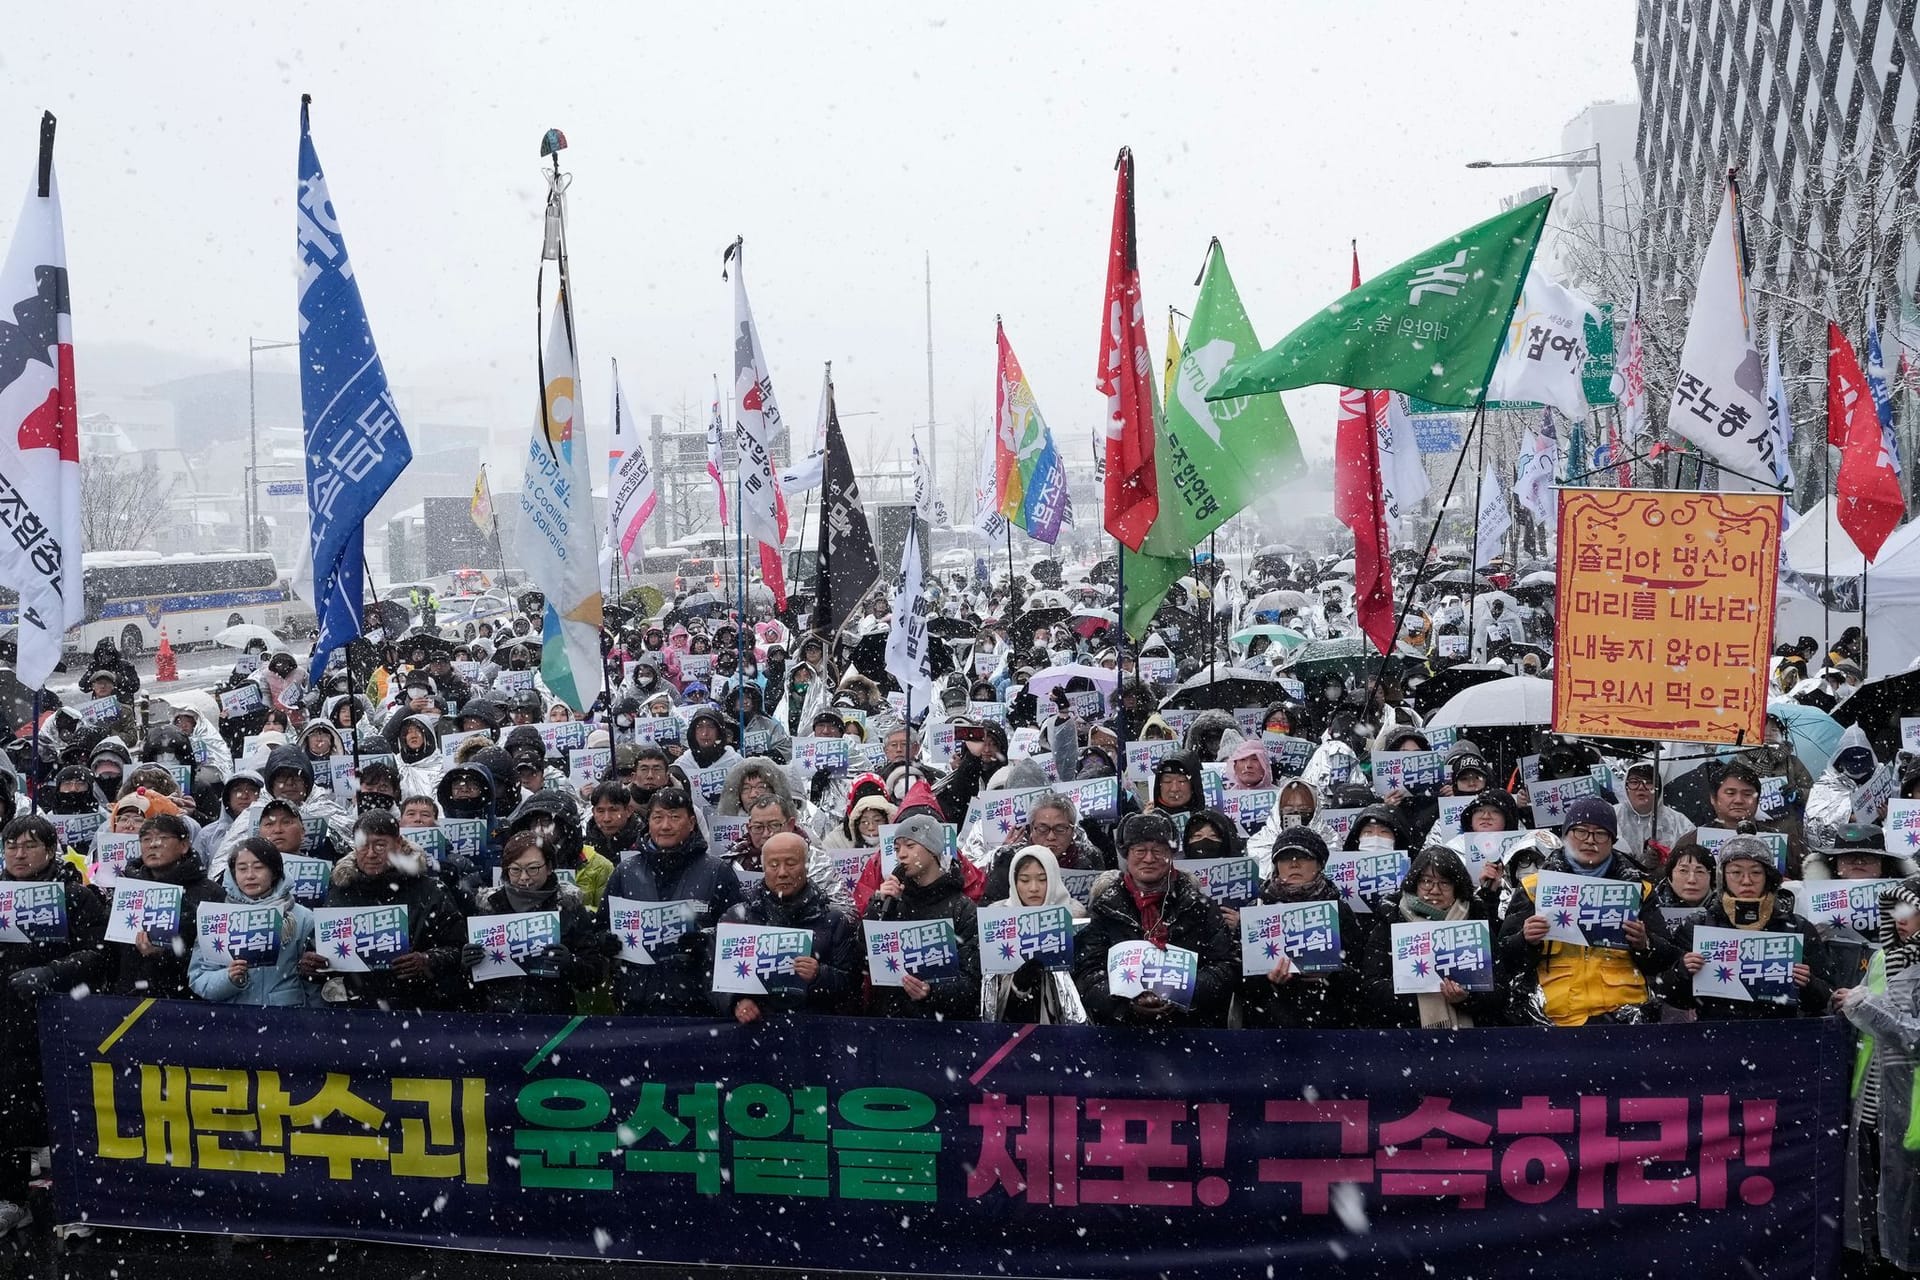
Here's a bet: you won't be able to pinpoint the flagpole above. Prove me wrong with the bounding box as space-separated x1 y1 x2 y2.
1823 389 1833 653
1467 409 1488 659
483 465 510 596
1207 533 1217 685
736 472 748 742
1115 537 1128 757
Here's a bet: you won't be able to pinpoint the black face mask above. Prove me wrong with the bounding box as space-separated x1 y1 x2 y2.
357 791 397 813
1184 838 1227 859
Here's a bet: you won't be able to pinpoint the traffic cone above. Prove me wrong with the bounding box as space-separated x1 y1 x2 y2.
155 627 178 683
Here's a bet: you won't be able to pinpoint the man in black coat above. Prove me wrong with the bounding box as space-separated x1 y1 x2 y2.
604 787 741 1016
719 833 859 1020
1073 812 1237 1027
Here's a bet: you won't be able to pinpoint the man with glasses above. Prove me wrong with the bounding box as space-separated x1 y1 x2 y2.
726 795 852 912
1498 796 1677 1026
983 793 1105 903
1613 762 1693 867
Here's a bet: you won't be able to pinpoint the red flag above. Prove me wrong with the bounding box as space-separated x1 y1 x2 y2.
1337 245 1395 654
1832 321 1905 561
1097 147 1159 550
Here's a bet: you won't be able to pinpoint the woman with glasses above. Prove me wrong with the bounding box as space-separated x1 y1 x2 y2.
1613 762 1693 867
461 831 613 1014
0 816 109 1236
1498 796 1678 1027
1361 846 1507 1029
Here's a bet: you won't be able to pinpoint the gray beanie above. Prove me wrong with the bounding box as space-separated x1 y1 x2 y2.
892 813 950 867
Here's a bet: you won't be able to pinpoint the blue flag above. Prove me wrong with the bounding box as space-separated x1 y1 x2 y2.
1865 289 1902 478
296 98 412 678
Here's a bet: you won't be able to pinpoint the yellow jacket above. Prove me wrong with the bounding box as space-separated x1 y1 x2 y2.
1518 870 1657 1027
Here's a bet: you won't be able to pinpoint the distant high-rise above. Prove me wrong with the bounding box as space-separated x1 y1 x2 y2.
1633 0 1919 303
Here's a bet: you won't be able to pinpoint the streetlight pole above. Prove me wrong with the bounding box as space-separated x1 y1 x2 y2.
247 337 299 554
1465 146 1605 251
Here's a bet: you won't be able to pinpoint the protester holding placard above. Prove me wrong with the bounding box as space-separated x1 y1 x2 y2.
95 813 222 1000
1499 797 1674 1027
1670 761 1808 879
462 831 612 1014
604 788 741 1017
1239 828 1362 1030
718 833 859 1022
980 791 1107 905
1074 813 1235 1028
186 838 317 1008
669 709 741 808
303 811 468 1012
979 845 1088 1025
1669 836 1830 1020
0 815 109 1231
1362 847 1505 1029
503 791 616 913
862 814 980 1021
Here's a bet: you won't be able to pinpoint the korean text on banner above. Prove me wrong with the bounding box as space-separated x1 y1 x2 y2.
1552 489 1780 744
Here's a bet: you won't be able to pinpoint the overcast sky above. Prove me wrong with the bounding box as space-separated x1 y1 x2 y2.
4 1 1639 500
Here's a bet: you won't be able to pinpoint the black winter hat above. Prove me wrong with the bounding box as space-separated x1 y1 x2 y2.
1269 826 1330 865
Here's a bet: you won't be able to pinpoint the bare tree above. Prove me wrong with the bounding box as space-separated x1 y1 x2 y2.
79 454 174 551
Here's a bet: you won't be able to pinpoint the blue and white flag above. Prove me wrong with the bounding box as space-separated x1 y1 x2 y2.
296 98 412 679
1764 328 1794 488
1865 288 1902 479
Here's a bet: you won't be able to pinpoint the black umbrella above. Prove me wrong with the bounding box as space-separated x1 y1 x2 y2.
1160 666 1285 712
1427 568 1494 589
363 600 411 641
1407 663 1511 717
1010 607 1070 636
1833 668 1920 759
674 592 727 621
927 617 975 640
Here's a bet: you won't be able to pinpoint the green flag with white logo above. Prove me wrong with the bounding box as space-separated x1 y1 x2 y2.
1206 194 1552 409
1122 241 1305 640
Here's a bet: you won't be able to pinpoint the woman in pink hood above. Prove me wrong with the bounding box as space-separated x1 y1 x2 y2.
662 624 691 684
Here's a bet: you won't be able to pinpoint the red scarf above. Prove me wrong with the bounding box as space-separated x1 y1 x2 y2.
1124 874 1169 948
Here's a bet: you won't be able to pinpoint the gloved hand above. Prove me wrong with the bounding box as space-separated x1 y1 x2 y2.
1010 957 1048 992
8 966 55 1001
524 944 571 979
458 943 486 970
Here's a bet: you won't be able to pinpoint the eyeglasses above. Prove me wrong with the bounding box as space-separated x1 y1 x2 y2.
1029 821 1074 838
3 839 46 852
503 862 548 882
1414 876 1454 893
1565 825 1612 843
747 822 786 838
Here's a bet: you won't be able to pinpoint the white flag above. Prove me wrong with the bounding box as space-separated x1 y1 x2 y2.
0 123 84 690
1764 329 1794 489
884 525 933 706
1514 428 1557 526
606 360 657 563
516 279 604 712
1668 180 1773 488
779 366 830 494
1488 266 1601 420
1375 392 1430 527
973 432 1006 537
1616 284 1649 440
1475 459 1511 568
912 436 948 525
726 239 789 606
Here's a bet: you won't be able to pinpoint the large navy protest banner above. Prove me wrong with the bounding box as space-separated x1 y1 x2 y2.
44 998 1844 1277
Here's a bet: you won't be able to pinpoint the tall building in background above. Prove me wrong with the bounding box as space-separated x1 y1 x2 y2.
1634 1 1918 301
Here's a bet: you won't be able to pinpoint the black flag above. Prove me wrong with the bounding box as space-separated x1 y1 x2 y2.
815 376 881 634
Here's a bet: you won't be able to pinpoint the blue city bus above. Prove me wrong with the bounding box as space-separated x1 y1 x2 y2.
0 551 315 657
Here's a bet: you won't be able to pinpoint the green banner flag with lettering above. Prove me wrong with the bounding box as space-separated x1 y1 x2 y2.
1207 194 1552 409
1123 241 1305 639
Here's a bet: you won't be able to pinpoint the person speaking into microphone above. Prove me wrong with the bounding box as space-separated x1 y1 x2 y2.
862 813 980 1020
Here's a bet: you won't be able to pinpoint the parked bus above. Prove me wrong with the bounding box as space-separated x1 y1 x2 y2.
0 551 314 657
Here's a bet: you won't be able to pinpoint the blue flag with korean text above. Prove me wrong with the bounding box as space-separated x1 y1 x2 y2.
296 98 412 678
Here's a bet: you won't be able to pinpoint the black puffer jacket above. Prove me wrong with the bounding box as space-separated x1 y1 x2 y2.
860 867 980 1021
321 852 470 1011
717 881 861 1017
0 860 108 1146
1665 894 1831 1020
1237 875 1365 1030
604 832 742 1016
106 851 226 999
468 880 613 1014
1073 869 1236 1028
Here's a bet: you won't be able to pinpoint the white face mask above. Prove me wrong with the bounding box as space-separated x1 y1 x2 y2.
1357 833 1396 854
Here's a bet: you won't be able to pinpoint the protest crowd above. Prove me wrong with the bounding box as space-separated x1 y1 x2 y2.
0 550 1907 1271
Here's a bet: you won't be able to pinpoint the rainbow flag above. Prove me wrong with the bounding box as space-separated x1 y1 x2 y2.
994 321 1069 544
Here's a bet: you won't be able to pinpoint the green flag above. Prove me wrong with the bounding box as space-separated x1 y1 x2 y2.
1206 193 1552 409
1122 241 1306 639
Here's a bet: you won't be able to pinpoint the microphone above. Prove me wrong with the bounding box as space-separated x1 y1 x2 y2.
876 862 908 919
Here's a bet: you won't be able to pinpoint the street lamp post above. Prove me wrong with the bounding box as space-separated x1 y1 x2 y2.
1465 146 1605 251
247 337 299 554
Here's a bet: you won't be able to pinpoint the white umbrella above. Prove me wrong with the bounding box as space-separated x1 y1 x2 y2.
214 624 284 652
1425 675 1555 728
1518 570 1556 588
